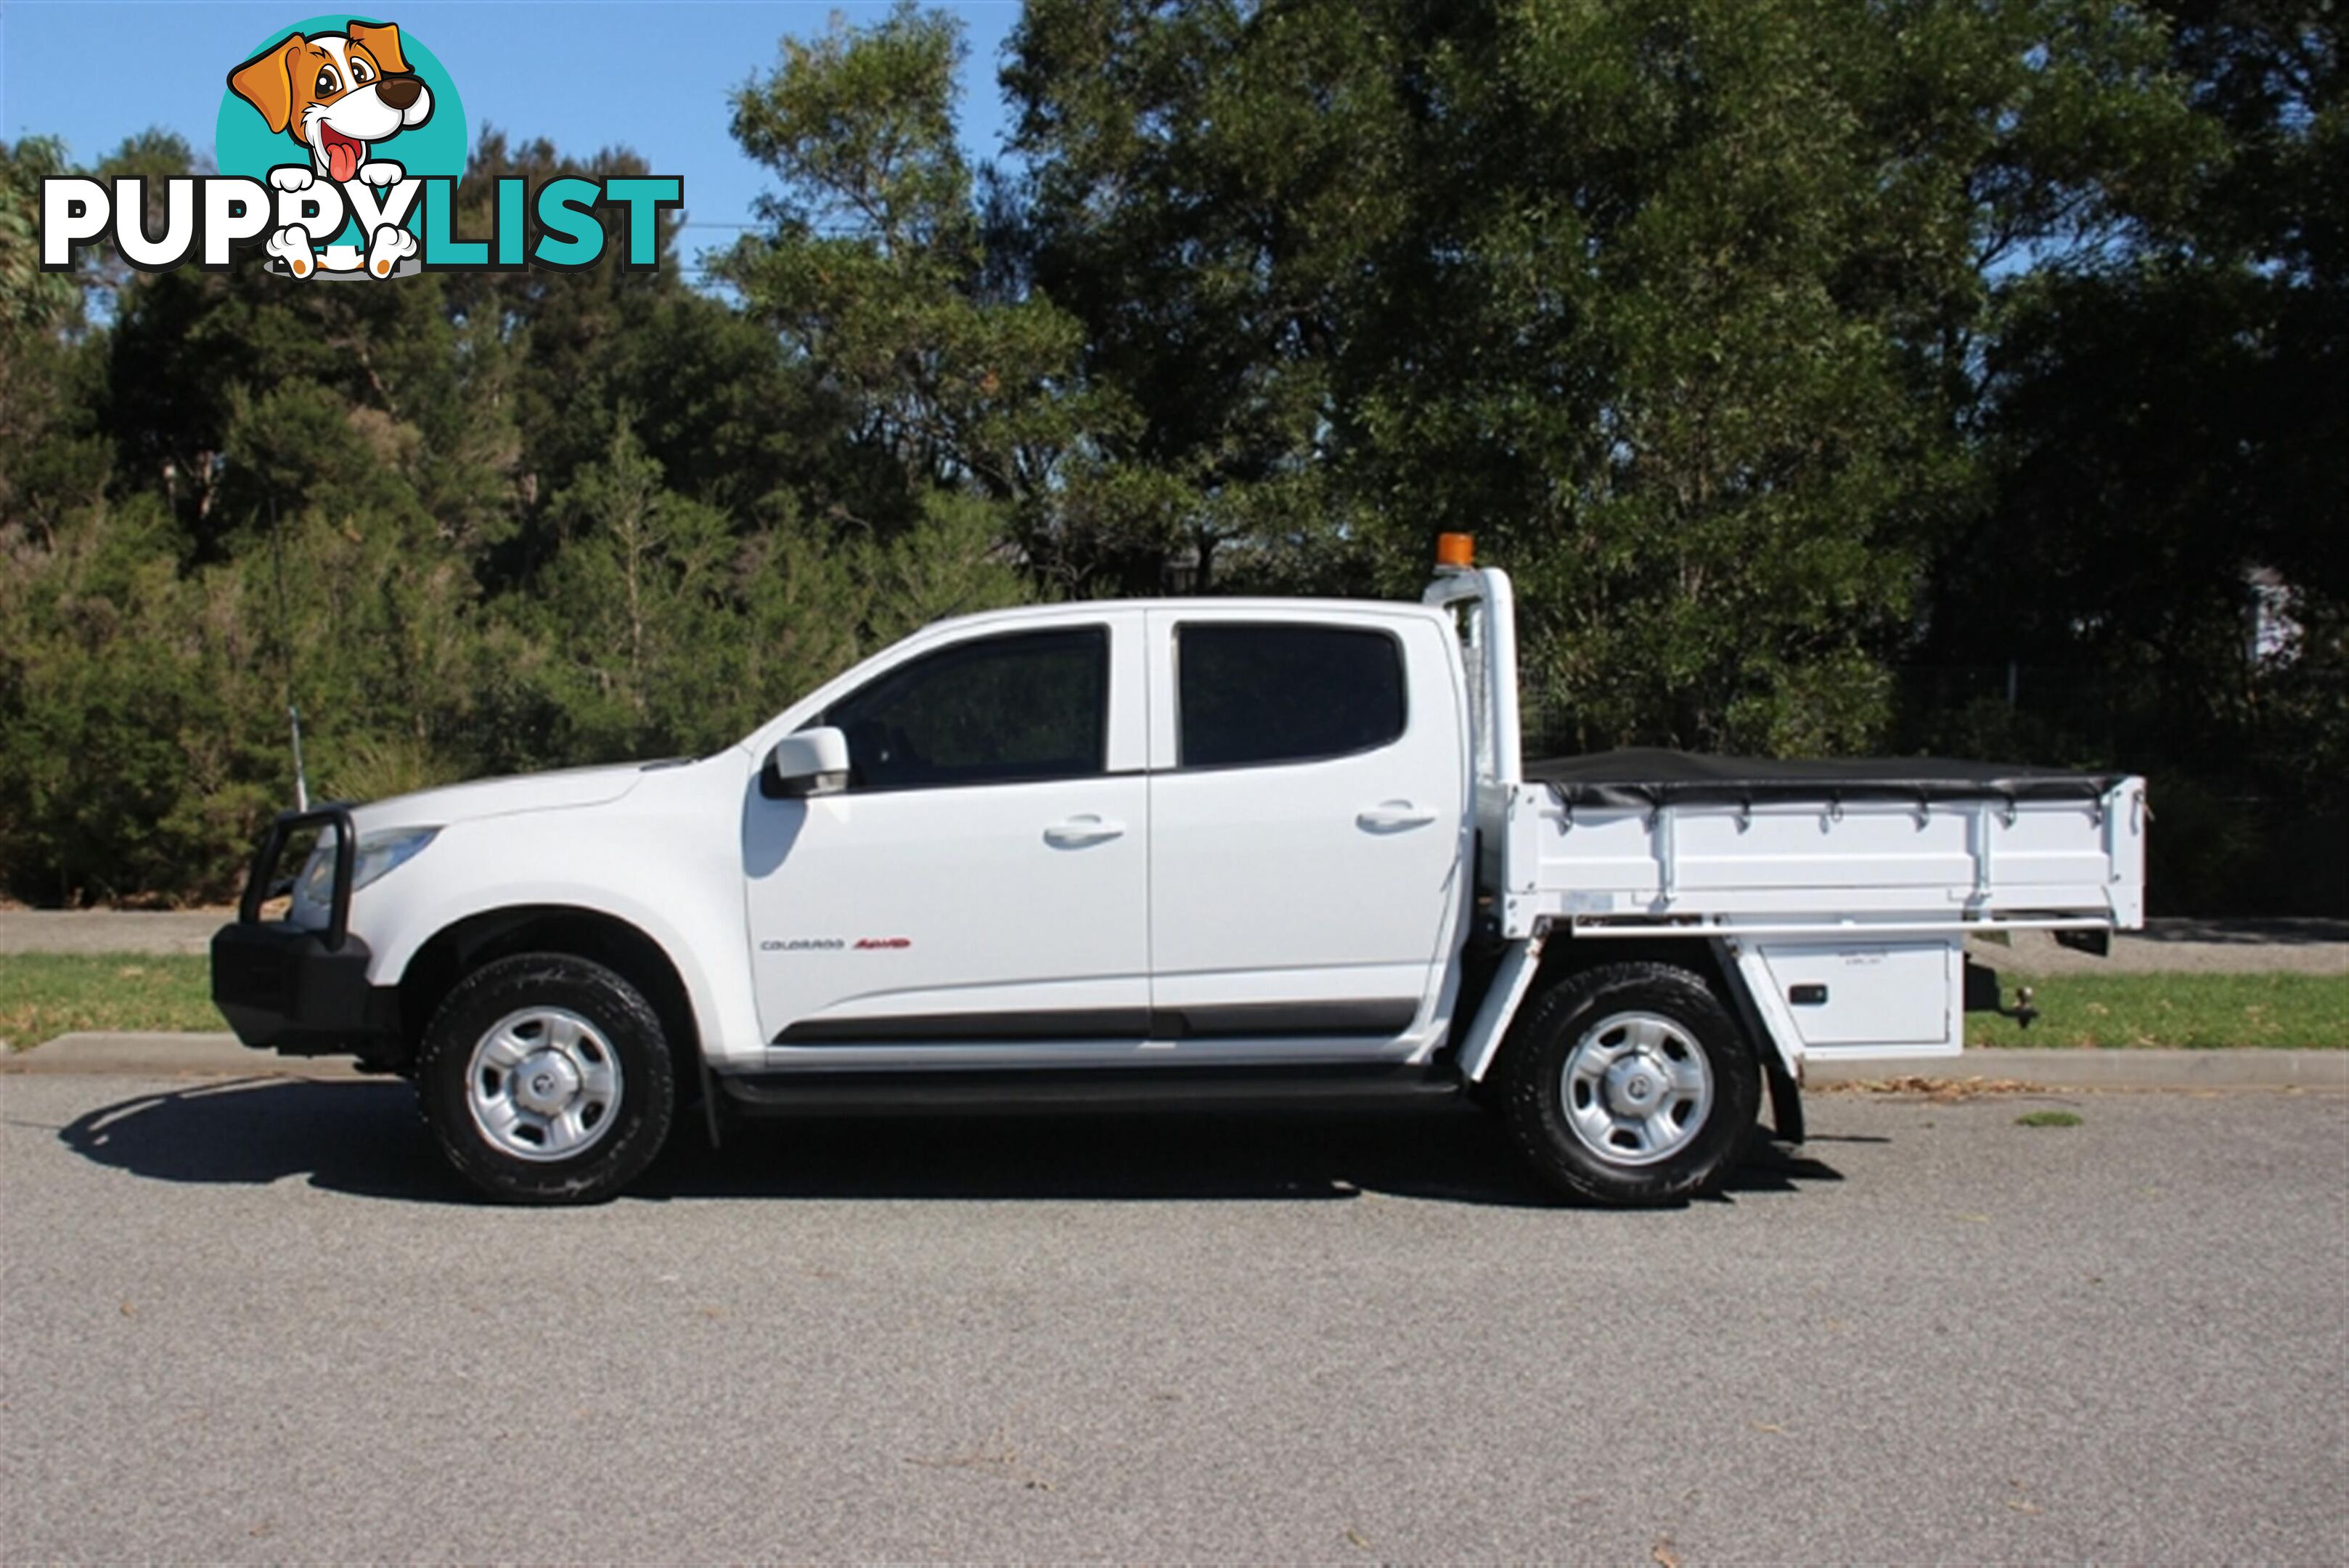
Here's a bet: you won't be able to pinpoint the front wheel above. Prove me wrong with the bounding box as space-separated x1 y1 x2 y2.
1498 961 1760 1206
417 953 677 1204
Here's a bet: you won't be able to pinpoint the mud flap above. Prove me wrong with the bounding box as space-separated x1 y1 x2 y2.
699 1052 724 1150
1764 1051 1805 1145
1712 936 1807 1143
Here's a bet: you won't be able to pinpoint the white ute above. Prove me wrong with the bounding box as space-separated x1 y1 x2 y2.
213 536 2146 1204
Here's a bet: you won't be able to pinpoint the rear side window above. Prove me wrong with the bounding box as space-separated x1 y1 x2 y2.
1178 624 1406 768
822 626 1108 791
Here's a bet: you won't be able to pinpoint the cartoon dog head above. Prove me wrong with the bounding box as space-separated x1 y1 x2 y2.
228 21 433 184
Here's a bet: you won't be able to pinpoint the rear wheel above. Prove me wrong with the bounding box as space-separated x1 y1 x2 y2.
417 953 676 1204
1498 961 1759 1205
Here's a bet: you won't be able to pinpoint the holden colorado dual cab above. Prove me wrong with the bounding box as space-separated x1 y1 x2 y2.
213 537 2146 1205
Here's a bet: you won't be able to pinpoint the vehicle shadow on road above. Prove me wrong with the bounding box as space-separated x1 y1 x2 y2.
55 1078 474 1204
659 1108 1845 1207
664 1106 1569 1205
54 1079 1845 1209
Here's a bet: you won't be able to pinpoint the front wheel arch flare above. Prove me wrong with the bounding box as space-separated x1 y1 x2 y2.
396 905 700 1088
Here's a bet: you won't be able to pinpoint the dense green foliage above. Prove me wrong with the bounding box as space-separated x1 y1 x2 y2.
1 1 2340 909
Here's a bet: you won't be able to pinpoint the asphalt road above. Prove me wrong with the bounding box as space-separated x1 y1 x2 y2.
3 1079 2344 1563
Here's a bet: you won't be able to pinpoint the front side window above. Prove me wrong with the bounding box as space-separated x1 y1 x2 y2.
1178 624 1406 768
821 626 1108 791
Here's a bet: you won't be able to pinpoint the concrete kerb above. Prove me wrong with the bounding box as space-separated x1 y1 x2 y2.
1 1033 364 1079
1 1032 2341 1090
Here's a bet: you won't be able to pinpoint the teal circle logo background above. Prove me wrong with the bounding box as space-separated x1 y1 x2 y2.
214 15 467 242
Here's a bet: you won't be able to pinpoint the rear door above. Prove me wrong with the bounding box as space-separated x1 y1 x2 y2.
1144 609 1467 1043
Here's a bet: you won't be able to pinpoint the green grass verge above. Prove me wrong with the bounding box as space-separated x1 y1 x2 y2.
0 954 224 1050
1969 972 2349 1050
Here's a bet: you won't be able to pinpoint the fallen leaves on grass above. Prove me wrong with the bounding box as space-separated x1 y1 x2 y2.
1818 1074 2038 1101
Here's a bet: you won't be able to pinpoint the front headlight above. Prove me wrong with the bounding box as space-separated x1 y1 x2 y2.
298 826 441 907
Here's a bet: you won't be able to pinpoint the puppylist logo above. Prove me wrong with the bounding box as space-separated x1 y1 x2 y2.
38 14 680 280
224 16 449 278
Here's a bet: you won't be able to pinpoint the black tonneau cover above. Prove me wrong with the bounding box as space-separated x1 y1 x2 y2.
1526 748 2125 809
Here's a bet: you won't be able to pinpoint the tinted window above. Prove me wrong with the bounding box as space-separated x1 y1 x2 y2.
1179 624 1406 767
822 626 1108 790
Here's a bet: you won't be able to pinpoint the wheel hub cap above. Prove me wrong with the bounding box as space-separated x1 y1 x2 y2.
1605 1053 1668 1114
1560 1010 1715 1167
511 1050 581 1116
465 1007 623 1163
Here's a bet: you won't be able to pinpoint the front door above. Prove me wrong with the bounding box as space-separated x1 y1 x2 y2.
745 618 1150 1048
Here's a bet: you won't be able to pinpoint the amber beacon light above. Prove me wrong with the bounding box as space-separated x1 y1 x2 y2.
1434 532 1476 569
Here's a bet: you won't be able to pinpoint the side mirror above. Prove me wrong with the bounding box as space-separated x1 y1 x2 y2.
762 727 850 799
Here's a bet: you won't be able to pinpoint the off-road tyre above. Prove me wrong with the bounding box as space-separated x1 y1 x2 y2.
416 952 677 1204
1498 960 1760 1206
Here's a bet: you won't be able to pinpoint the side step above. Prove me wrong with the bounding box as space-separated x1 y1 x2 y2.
714 1062 1465 1118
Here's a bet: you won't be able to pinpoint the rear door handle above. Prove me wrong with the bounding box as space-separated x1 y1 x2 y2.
1044 814 1126 847
1357 801 1438 831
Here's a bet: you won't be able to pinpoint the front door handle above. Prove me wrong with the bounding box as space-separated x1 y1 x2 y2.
1357 801 1438 831
1044 814 1126 847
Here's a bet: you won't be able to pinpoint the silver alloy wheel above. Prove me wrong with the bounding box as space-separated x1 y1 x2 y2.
465 1006 623 1162
1559 1009 1713 1167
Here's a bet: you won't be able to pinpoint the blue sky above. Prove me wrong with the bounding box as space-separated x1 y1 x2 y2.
2 1 1026 262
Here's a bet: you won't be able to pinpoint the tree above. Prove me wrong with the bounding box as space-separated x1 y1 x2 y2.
1006 0 2205 751
1007 0 1408 594
0 137 109 551
720 3 1108 588
1918 0 2345 910
3 6 2340 910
